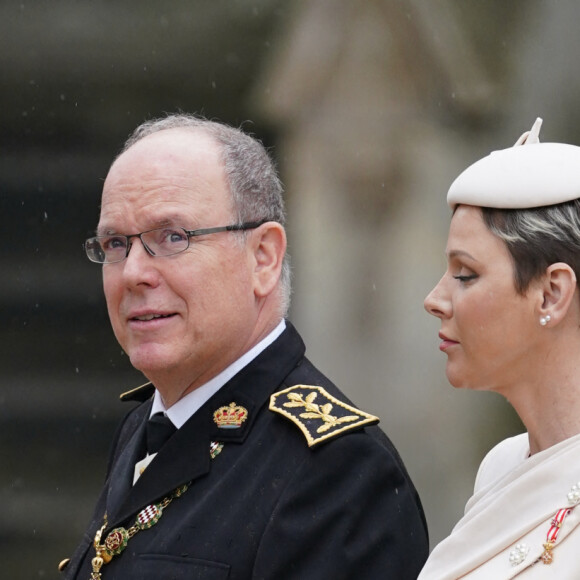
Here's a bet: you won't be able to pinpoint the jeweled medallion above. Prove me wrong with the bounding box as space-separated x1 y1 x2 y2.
541 542 554 564
137 504 162 529
104 527 129 556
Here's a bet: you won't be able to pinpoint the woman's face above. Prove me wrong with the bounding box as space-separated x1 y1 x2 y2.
424 205 542 393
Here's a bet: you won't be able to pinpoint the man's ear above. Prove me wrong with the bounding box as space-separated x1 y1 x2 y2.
538 262 577 324
250 222 287 299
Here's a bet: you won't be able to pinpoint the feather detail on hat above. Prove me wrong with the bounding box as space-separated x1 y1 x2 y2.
514 117 542 145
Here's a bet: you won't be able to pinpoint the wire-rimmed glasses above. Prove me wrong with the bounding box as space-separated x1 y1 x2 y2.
84 220 266 264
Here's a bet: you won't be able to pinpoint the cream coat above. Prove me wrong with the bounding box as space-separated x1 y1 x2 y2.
419 432 580 579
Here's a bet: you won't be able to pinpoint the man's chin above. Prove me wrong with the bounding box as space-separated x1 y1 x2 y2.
127 347 172 376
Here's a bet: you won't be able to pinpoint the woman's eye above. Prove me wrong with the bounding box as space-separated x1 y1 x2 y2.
453 274 478 283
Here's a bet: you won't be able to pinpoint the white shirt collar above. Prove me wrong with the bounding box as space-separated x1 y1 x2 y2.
150 319 286 428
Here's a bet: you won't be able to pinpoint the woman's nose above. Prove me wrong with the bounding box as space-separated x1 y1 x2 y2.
424 277 449 319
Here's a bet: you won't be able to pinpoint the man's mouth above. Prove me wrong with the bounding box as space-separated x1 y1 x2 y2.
131 313 175 321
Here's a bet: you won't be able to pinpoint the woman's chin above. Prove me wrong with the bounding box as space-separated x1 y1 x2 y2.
445 368 476 391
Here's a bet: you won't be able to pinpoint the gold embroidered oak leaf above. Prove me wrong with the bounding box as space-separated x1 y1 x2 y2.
283 392 359 433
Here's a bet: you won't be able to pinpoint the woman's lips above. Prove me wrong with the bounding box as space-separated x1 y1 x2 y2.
438 332 458 351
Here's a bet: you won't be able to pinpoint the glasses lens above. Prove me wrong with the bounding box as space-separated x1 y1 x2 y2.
85 238 106 263
141 228 189 256
85 236 128 263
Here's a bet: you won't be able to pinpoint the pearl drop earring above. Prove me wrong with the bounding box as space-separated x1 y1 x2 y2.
540 314 552 326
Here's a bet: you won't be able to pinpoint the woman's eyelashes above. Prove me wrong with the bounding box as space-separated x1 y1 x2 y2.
453 273 478 283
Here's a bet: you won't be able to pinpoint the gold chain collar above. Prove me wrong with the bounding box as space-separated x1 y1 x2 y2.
90 441 224 579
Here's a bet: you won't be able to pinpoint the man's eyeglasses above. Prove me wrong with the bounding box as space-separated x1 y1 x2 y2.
84 220 266 264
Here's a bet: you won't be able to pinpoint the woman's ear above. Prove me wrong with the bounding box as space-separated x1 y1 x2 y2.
539 262 578 324
250 222 287 299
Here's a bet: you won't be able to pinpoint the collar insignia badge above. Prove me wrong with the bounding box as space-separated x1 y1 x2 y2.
213 402 248 429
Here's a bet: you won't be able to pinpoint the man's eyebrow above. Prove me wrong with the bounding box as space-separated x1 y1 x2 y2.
95 216 184 236
151 216 184 228
95 225 120 236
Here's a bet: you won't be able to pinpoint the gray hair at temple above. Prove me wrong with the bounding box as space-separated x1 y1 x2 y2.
120 113 292 315
482 201 580 295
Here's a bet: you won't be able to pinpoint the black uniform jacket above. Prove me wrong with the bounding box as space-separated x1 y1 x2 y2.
62 322 428 579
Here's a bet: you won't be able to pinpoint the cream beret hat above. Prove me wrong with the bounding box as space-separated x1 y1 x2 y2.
447 118 580 208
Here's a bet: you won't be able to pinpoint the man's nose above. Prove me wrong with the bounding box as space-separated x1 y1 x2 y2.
125 234 156 259
120 237 160 286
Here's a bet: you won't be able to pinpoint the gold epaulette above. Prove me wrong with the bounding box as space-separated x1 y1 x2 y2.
269 385 379 448
120 381 155 402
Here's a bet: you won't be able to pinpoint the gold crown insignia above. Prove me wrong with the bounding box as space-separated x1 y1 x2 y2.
213 402 249 429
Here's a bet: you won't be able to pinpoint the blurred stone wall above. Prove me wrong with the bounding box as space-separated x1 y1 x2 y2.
0 2 288 576
252 0 533 546
2 1 580 577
